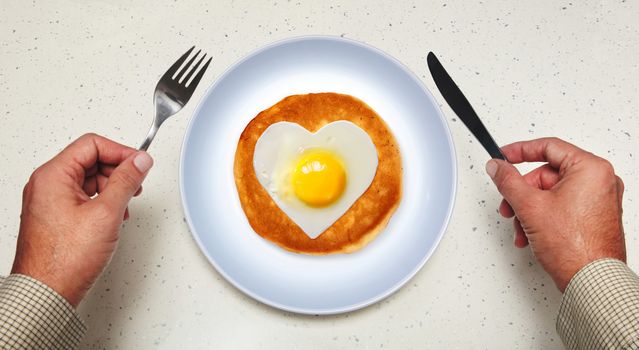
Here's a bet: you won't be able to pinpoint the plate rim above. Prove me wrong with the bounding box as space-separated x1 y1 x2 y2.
178 35 458 315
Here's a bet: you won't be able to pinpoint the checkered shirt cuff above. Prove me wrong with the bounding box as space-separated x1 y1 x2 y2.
557 258 639 350
0 274 86 349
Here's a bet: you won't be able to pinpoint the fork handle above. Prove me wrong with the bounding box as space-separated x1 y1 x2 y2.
139 123 159 151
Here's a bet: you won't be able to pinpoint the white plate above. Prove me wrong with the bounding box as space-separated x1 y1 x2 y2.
180 36 457 314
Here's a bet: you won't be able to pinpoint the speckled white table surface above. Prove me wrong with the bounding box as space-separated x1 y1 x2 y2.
1 0 638 349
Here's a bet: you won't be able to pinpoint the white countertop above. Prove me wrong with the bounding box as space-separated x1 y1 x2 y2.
1 1 638 348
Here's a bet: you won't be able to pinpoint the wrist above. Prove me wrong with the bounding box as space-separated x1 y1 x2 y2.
558 256 627 293
553 241 627 293
11 260 84 308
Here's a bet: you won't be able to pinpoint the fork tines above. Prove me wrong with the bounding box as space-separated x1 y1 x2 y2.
164 46 212 91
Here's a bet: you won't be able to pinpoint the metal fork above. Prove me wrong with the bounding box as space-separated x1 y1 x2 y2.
139 46 212 151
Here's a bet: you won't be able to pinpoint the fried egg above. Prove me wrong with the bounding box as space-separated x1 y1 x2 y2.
253 120 378 239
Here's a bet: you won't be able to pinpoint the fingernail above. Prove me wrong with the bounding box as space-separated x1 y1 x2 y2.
133 152 153 173
485 160 498 178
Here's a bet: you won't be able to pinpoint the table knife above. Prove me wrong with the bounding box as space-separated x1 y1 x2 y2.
427 52 506 160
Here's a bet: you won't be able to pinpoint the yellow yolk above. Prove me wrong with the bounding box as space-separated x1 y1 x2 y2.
291 150 346 207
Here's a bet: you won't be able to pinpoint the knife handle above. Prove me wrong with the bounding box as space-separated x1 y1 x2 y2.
476 129 506 161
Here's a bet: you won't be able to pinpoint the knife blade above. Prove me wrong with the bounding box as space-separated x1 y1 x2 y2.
427 52 506 160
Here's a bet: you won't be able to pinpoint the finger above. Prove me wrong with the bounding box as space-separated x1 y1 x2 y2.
500 137 590 170
85 164 98 177
486 159 539 212
98 166 142 196
522 164 561 190
97 174 109 193
124 207 130 221
499 164 560 218
513 217 529 248
61 133 137 167
97 151 153 213
99 164 116 177
53 133 138 184
616 176 625 206
499 199 515 218
82 176 98 196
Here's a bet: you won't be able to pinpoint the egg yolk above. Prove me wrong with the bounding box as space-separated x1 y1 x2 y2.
291 151 346 207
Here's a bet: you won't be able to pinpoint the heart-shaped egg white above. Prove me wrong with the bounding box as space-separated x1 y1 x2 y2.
253 121 378 239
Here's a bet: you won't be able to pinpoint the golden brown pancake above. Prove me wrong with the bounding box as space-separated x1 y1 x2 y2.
233 93 402 254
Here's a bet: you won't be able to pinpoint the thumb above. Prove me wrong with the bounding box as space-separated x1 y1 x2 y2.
486 159 537 212
98 151 153 212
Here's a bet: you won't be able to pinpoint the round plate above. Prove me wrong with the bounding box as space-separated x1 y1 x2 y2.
180 36 456 314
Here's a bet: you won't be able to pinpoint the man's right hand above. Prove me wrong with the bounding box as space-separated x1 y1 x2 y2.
485 137 626 292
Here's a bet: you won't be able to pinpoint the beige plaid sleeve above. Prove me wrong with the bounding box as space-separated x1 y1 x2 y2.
557 258 639 349
0 274 86 349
